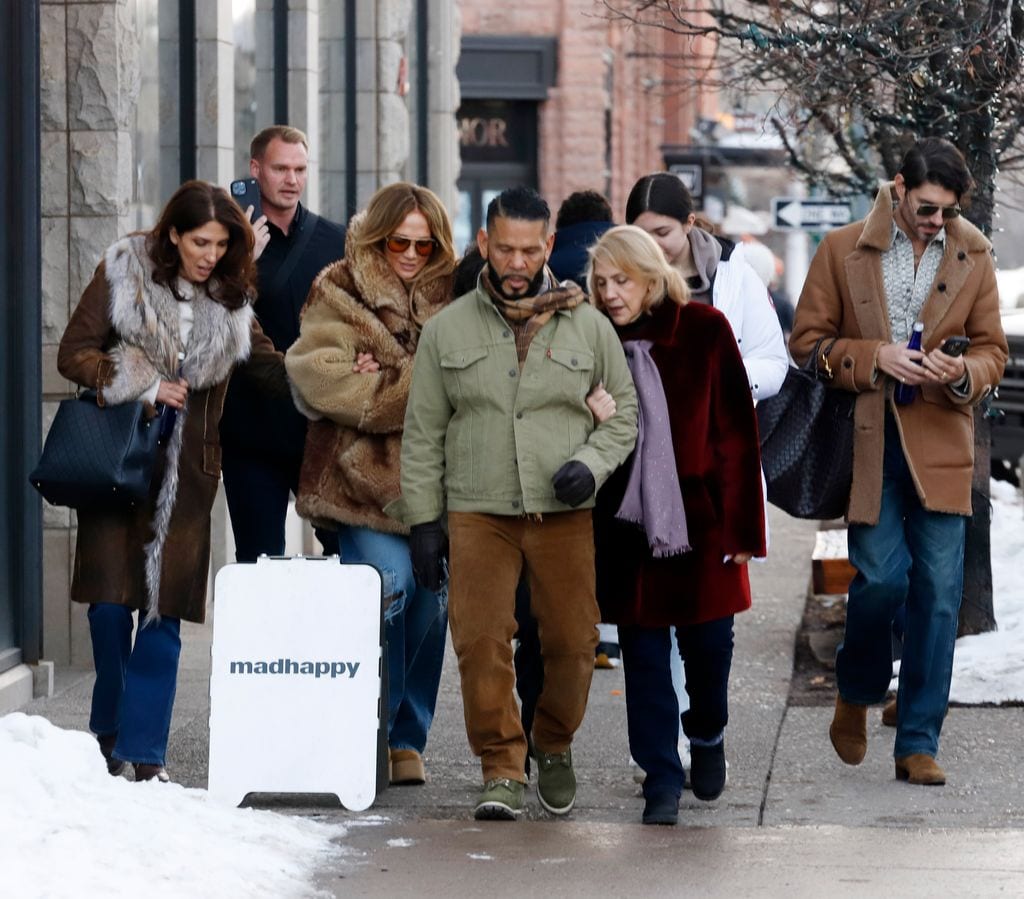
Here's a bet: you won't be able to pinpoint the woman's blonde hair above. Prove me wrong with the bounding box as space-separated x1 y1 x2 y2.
354 182 457 284
587 225 689 313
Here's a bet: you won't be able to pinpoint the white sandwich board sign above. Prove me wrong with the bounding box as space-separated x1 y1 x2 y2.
209 557 383 809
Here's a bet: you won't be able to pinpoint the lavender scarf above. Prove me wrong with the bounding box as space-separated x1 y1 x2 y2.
616 340 690 557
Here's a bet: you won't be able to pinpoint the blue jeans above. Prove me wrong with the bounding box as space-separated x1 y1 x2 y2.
840 414 966 758
340 526 447 753
619 617 734 800
88 603 182 766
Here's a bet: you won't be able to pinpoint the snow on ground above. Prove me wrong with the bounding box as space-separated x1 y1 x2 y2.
947 480 1024 704
0 713 346 898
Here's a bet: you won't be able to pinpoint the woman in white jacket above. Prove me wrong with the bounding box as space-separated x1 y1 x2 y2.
625 172 788 400
620 172 787 788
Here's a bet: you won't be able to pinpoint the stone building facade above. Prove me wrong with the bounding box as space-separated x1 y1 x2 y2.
0 0 462 700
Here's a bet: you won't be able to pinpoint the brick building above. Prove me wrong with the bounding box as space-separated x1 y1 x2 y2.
455 0 723 239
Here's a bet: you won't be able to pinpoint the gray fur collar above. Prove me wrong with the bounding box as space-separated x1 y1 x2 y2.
101 233 255 622
102 234 254 403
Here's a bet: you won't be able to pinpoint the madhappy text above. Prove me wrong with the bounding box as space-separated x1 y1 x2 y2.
229 659 361 679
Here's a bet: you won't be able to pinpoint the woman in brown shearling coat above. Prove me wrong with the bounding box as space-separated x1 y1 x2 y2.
57 181 285 782
286 182 456 785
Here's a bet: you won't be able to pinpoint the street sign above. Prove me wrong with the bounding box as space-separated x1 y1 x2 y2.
772 197 853 231
669 163 703 197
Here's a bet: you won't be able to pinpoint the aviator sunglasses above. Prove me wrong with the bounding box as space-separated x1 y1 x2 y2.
914 202 961 220
386 235 436 257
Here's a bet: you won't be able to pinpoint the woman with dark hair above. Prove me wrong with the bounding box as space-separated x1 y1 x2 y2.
587 225 766 825
625 173 788 400
57 180 286 782
286 182 457 785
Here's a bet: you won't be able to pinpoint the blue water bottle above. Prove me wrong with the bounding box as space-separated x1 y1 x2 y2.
894 321 924 405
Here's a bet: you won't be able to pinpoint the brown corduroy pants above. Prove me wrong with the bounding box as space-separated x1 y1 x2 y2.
447 510 600 783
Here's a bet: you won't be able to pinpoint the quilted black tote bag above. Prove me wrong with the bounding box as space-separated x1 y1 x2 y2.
30 391 164 509
756 340 855 520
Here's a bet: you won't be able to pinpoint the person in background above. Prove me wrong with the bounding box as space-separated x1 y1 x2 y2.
547 189 621 669
548 189 615 289
57 181 287 783
741 240 794 340
790 137 1007 786
587 225 765 824
220 125 345 561
391 186 637 820
286 182 456 786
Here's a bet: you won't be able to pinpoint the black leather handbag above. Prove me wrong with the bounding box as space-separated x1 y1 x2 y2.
30 391 165 509
756 339 856 520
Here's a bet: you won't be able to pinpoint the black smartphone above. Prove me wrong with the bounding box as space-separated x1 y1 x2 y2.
939 335 970 357
229 177 262 222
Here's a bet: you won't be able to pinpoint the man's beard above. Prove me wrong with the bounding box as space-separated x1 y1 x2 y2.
494 266 546 300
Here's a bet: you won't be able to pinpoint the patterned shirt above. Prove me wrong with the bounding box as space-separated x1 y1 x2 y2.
880 222 946 343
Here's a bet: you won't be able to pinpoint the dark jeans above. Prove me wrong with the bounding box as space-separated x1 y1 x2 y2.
840 414 965 758
619 617 734 800
513 575 543 742
88 603 181 766
222 452 338 561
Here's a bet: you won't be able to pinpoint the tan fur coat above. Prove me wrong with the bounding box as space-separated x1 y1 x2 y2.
285 213 453 534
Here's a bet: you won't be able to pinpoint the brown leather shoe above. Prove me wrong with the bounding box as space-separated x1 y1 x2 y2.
390 749 426 785
881 697 898 728
829 695 868 765
133 763 171 783
895 753 946 785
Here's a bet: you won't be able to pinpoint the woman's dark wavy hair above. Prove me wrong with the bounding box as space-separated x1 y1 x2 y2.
147 180 256 309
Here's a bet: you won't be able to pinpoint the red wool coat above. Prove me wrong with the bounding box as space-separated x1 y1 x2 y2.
594 299 766 628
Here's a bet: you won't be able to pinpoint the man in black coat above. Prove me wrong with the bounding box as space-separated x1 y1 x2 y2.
220 125 345 560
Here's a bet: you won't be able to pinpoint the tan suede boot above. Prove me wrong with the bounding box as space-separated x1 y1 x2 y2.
881 697 898 728
829 695 868 765
390 749 426 785
895 753 946 785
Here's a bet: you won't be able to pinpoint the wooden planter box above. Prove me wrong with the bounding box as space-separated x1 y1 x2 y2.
811 528 858 595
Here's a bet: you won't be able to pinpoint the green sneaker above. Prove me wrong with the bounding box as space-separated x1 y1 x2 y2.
474 778 525 820
536 747 576 815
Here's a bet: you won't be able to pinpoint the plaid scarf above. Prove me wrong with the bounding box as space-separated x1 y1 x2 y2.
480 265 585 365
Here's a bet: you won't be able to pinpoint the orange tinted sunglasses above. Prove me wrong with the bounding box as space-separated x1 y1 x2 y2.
386 235 436 257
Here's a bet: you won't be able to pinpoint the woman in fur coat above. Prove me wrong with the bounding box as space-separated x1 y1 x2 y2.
623 172 786 779
587 226 766 825
285 182 456 785
58 180 285 782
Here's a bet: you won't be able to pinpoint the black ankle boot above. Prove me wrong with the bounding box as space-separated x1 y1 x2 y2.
689 740 726 801
97 733 126 777
642 792 679 825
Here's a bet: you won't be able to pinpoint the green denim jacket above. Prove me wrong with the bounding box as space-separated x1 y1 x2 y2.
389 288 638 525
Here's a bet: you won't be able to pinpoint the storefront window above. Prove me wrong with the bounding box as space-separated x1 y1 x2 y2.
131 0 181 228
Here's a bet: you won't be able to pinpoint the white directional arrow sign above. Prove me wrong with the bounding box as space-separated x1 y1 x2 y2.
772 197 853 231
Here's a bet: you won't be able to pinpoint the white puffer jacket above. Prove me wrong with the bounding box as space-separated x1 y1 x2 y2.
712 242 789 402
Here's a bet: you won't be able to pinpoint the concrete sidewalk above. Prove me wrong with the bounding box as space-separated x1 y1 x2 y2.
19 507 1024 895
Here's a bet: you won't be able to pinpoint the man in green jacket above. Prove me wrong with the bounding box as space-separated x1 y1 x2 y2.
392 187 638 820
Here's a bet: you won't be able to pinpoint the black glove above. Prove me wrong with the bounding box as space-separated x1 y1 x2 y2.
552 460 596 507
409 520 449 591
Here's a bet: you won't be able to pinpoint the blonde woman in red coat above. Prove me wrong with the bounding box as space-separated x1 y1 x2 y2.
587 225 766 825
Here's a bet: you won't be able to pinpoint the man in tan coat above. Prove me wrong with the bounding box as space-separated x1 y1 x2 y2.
790 138 1007 786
